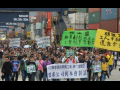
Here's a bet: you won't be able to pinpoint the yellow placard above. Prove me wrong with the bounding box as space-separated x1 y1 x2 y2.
15 32 18 37
27 31 30 37
94 29 120 51
67 28 73 31
7 33 9 36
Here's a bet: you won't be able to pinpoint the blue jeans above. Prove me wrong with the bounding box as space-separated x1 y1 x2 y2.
102 73 106 81
43 72 50 81
5 75 11 81
67 78 74 81
109 65 113 75
22 70 27 81
28 73 35 81
52 79 61 81
38 70 42 81
114 60 117 68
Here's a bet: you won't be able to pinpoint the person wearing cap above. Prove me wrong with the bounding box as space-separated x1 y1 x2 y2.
77 53 84 63
42 56 51 81
101 59 109 81
11 55 20 81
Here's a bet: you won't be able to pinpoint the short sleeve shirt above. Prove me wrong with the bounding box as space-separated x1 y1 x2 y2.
106 55 114 65
11 60 20 72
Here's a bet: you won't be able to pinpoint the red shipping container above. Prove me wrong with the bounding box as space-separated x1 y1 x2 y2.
89 23 100 29
9 32 14 38
101 19 117 33
89 8 101 13
33 18 36 25
118 19 120 33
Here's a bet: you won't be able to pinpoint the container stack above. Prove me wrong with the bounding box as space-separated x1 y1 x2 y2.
68 8 89 30
101 8 118 33
88 8 101 29
9 28 14 38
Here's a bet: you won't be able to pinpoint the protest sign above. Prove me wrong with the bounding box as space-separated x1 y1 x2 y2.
9 38 20 47
60 30 97 47
24 45 30 48
94 29 120 51
66 50 75 57
92 65 101 73
26 65 36 73
9 41 20 47
47 63 87 79
36 36 50 48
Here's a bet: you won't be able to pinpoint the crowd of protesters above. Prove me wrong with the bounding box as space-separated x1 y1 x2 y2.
0 39 119 81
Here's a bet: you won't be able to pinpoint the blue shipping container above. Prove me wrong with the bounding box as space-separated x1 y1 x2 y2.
101 8 118 21
18 33 22 38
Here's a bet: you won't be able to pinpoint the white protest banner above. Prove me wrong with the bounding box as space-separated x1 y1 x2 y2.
47 63 87 79
9 41 20 47
9 38 20 47
35 36 50 48
92 65 101 73
26 65 36 73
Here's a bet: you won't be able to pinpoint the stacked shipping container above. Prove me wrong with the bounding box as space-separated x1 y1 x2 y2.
101 8 118 33
88 8 101 29
68 12 89 30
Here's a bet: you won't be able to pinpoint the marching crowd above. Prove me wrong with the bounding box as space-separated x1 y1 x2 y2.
0 40 119 81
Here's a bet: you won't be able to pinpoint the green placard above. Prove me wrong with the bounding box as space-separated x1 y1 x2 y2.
26 65 36 73
66 50 75 57
92 65 101 73
61 30 97 47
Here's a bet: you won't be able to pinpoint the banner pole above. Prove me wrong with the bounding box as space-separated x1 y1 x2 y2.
92 30 98 52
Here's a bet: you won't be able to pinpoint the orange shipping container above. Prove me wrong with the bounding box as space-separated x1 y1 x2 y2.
89 8 101 13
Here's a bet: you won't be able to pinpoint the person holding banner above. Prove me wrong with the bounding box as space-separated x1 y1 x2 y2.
92 55 101 81
42 56 51 81
27 57 37 81
81 56 91 81
34 57 39 81
53 58 61 81
106 51 114 75
66 55 75 81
